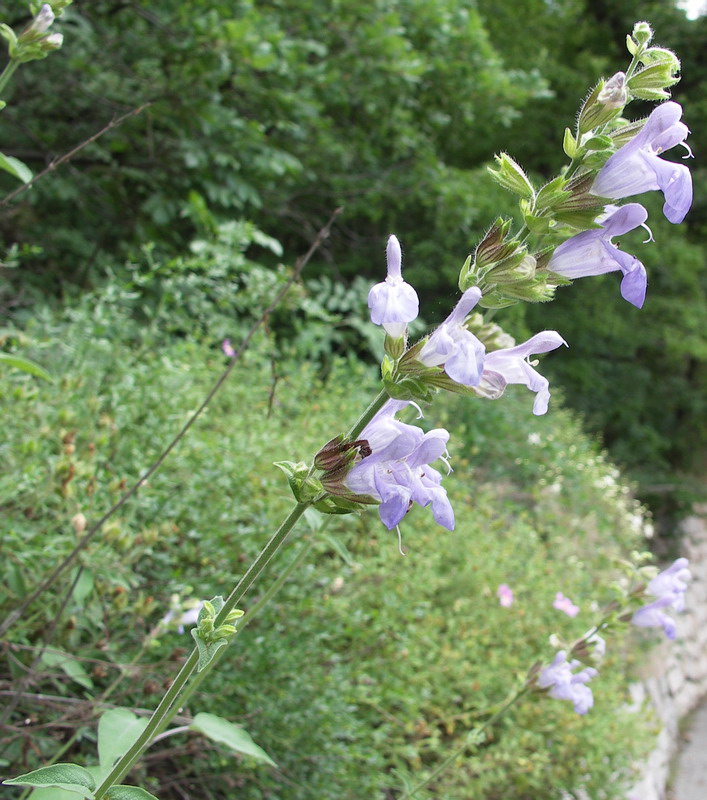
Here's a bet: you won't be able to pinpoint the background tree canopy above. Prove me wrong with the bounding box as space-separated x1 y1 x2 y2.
1 0 705 510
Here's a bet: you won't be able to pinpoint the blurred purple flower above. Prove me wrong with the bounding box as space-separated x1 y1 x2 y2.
538 650 598 715
553 592 580 617
593 101 692 224
477 331 567 415
222 339 236 358
632 557 691 639
497 584 514 607
368 235 419 338
345 400 454 531
547 204 649 308
419 287 486 386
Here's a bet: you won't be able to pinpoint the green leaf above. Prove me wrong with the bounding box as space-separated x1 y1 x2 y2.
97 709 149 774
41 650 94 690
71 568 94 604
106 786 161 800
562 127 577 158
3 763 96 798
189 712 277 767
29 788 87 800
0 352 52 380
0 151 33 183
190 629 229 672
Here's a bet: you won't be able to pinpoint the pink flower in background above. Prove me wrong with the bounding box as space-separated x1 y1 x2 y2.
553 592 580 617
222 339 236 358
497 584 514 607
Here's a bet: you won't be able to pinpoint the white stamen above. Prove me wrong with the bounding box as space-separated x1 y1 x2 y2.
641 221 655 244
396 525 407 556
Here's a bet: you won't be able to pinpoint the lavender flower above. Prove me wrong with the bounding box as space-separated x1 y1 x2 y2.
537 650 598 715
632 557 691 639
222 339 236 358
345 401 454 531
593 101 692 224
553 592 580 617
547 204 649 308
497 584 514 607
368 235 419 338
29 4 55 35
477 331 567 415
418 287 486 386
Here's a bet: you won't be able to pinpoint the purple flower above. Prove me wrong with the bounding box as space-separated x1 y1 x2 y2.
497 584 514 607
537 650 598 715
477 331 567 415
593 101 692 224
632 557 691 639
547 204 649 308
553 592 580 617
419 287 486 386
368 235 419 338
222 339 236 358
345 401 454 531
29 4 55 34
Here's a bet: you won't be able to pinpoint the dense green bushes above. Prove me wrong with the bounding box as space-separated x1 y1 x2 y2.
1 280 657 798
2 0 705 504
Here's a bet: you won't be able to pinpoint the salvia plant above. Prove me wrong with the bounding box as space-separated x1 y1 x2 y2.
1 16 697 800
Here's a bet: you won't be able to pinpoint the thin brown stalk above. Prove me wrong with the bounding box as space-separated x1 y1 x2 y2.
0 103 153 207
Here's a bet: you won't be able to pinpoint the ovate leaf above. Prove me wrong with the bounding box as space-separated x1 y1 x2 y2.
106 786 161 800
97 709 149 774
41 649 94 690
189 712 276 767
3 763 95 798
0 151 33 183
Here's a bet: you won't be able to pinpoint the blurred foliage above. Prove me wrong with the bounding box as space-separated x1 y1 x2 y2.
1 0 705 500
1 283 656 798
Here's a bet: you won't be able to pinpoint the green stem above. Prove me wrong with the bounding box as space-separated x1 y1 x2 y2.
91 391 386 798
93 500 310 798
398 687 529 799
0 59 19 98
151 532 320 740
346 389 389 439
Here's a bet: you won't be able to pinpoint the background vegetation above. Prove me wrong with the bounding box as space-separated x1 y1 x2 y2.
1 0 705 505
1 0 704 797
2 283 656 798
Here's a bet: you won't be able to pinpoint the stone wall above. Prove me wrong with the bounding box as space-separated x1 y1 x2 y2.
627 507 707 800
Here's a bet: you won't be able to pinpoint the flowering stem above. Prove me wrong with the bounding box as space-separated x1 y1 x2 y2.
92 501 310 798
346 389 389 439
398 687 529 799
150 532 321 741
0 59 19 98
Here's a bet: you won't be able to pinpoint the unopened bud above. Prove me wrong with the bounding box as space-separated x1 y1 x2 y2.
487 153 535 199
578 80 622 134
71 512 87 535
489 254 537 285
29 4 55 35
631 21 654 47
43 32 63 50
597 72 627 109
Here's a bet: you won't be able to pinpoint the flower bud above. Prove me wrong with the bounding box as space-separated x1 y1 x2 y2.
29 4 55 35
71 512 87 535
578 80 622 134
597 72 627 110
631 21 654 47
487 153 535 199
